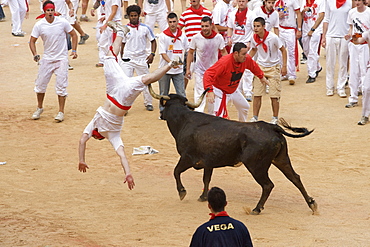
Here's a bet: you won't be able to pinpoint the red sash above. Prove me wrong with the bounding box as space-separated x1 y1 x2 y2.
107 94 131 110
216 92 229 119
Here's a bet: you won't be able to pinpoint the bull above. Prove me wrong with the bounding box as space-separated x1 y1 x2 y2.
149 85 317 215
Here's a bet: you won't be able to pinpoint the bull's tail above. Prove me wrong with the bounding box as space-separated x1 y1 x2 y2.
277 118 314 138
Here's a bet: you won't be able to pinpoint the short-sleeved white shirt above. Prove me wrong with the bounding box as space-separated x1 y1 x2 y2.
104 0 122 22
122 23 155 59
323 0 351 37
158 30 188 74
275 0 300 28
31 17 73 61
254 6 279 32
143 0 167 14
301 0 325 34
212 0 233 27
227 8 256 44
347 7 370 35
250 31 283 67
189 32 225 74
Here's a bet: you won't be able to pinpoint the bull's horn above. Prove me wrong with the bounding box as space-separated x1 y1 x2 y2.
185 88 210 109
148 84 170 100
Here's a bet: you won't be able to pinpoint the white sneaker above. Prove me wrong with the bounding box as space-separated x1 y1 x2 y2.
245 95 252 102
31 108 43 120
107 21 130 35
358 116 369 125
250 116 258 122
270 117 278 125
288 77 295 85
326 89 334 96
168 57 183 68
338 89 347 98
55 112 64 122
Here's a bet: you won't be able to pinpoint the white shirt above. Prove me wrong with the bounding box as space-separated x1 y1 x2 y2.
143 0 167 14
323 0 352 37
122 23 155 59
158 30 188 74
227 8 256 44
275 0 300 28
301 0 325 34
251 31 283 67
104 0 122 23
31 17 73 61
347 7 370 35
254 6 279 32
189 32 225 74
212 0 233 27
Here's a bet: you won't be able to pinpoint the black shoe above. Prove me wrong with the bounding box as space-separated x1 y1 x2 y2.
146 105 154 111
306 76 316 83
316 67 322 77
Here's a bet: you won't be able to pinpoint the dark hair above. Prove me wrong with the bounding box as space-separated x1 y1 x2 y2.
254 17 266 26
201 16 212 25
43 0 55 9
126 5 141 16
207 187 227 212
167 12 178 19
233 42 247 53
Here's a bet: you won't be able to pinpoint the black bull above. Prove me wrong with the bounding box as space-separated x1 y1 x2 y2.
149 85 317 215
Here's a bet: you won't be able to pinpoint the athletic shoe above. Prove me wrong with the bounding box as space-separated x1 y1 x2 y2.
345 102 358 108
358 116 369 125
124 14 128 19
168 57 183 68
270 117 278 125
55 112 64 122
31 108 43 120
68 64 74 70
338 89 347 98
281 75 288 81
300 57 307 64
78 34 89 45
245 96 252 102
12 32 24 37
250 116 258 122
326 89 334 96
146 105 154 111
107 21 129 34
289 78 295 85
79 15 89 22
306 76 316 83
96 63 104 67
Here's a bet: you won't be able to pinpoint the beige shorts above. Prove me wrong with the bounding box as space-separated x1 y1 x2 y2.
253 64 281 98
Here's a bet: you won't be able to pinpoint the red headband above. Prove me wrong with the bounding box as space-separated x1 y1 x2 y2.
43 3 55 12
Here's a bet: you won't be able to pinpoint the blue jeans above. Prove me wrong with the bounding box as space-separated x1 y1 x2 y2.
0 5 5 20
158 73 186 112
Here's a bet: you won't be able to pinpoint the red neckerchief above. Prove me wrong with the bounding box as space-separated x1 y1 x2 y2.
209 211 229 220
201 30 217 39
163 27 182 42
127 22 139 30
216 92 229 119
336 0 346 8
235 8 248 26
36 13 57 19
305 0 314 7
189 5 205 16
261 5 274 18
254 30 269 52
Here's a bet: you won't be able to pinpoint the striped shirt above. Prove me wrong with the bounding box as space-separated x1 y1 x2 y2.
178 7 212 42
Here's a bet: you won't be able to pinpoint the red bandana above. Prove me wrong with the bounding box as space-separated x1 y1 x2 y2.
201 30 218 39
189 5 205 16
127 22 139 30
261 5 274 18
36 3 57 19
163 27 183 42
254 30 269 52
209 211 229 220
336 0 346 8
235 8 248 26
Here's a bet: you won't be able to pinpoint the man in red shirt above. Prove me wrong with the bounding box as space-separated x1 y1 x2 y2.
203 42 267 122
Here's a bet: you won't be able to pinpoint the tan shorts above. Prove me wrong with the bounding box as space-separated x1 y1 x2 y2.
253 64 281 98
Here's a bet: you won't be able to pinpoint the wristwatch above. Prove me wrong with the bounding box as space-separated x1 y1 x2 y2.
311 28 316 31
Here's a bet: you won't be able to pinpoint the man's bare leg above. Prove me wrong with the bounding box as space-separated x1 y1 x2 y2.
36 93 45 108
107 35 123 57
142 58 183 85
271 98 279 118
58 95 66 113
253 96 262 118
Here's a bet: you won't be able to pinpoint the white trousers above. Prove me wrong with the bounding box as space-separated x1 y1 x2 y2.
144 10 168 32
325 36 349 91
302 32 322 78
279 27 296 79
98 27 115 64
213 87 250 122
363 67 370 117
239 69 253 97
194 72 213 114
8 0 27 34
120 59 153 106
348 42 369 103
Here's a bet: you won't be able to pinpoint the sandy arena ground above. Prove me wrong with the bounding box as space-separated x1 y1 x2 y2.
1 1 370 246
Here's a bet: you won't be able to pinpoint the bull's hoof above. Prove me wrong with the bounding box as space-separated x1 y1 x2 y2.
179 189 187 200
250 207 263 215
198 195 207 202
308 198 318 213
